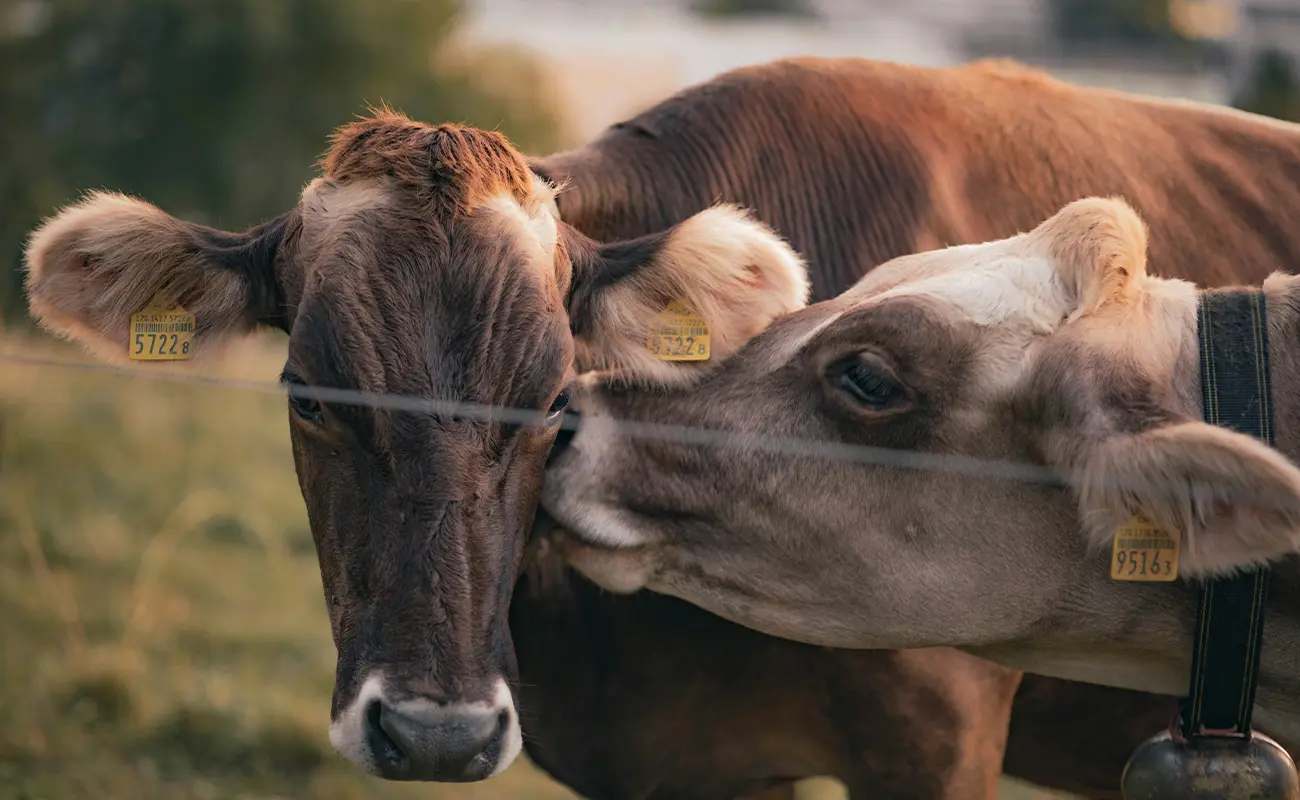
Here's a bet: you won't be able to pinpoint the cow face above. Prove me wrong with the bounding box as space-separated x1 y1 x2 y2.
22 111 808 782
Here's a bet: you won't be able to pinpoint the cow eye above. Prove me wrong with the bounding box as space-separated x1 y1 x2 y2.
829 355 906 411
283 376 324 424
546 390 570 425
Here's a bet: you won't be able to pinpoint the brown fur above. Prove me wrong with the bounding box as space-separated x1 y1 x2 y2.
513 546 1022 800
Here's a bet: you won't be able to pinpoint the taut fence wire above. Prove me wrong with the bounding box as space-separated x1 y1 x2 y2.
5 349 1297 511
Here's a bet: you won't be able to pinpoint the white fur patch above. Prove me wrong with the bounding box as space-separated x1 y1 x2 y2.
300 178 394 235
874 252 1070 332
329 671 389 773
486 677 523 778
479 190 560 262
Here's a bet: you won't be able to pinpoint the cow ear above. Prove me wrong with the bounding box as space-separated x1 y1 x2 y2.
1073 422 1300 577
566 204 810 386
24 191 294 364
1025 195 1149 322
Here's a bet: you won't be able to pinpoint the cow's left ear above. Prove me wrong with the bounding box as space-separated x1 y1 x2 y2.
1070 421 1300 577
565 204 810 386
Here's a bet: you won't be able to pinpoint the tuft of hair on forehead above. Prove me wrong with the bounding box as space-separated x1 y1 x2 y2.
1027 196 1149 322
320 107 544 217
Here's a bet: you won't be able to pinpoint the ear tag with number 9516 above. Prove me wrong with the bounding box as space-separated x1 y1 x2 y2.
129 298 195 361
1110 514 1180 582
646 299 711 362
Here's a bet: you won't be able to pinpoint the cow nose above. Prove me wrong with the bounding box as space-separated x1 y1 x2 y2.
546 408 581 466
364 699 508 782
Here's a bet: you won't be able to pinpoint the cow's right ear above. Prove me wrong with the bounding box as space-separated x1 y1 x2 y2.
24 191 295 364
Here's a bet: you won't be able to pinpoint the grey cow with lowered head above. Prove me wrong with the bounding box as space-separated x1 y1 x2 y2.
540 196 1300 752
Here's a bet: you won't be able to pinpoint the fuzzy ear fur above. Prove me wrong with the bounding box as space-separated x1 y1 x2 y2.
25 190 287 364
1026 196 1149 322
1078 422 1300 577
568 204 810 386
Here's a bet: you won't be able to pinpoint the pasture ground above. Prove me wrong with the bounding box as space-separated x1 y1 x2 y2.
0 330 1075 799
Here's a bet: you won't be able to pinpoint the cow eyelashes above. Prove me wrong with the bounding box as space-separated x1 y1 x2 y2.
828 354 909 413
282 374 324 424
546 390 570 425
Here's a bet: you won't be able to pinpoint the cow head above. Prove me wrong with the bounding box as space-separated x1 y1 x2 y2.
23 111 808 781
541 196 1300 677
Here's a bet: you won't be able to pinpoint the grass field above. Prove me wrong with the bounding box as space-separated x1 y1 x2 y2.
0 329 1075 800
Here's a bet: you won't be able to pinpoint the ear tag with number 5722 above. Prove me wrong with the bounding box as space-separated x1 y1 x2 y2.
1109 514 1180 582
646 299 711 362
129 298 195 361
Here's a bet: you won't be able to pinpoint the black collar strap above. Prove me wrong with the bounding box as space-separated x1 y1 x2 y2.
1180 288 1276 741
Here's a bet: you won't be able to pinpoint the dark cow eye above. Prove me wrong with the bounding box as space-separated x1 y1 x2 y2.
830 355 906 411
284 376 324 424
546 390 570 425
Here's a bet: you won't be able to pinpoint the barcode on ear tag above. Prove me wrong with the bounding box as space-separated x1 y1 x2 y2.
1110 514 1180 582
646 299 711 362
129 302 195 361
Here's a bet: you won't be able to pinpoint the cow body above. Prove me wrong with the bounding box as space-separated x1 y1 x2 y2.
512 551 1024 799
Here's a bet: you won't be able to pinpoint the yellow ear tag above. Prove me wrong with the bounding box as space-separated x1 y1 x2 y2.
1109 514 1180 582
645 299 711 362
129 299 195 361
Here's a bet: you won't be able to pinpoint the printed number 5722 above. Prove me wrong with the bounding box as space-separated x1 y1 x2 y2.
133 333 189 357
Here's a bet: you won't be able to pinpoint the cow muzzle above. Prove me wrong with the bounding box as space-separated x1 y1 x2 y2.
329 672 522 782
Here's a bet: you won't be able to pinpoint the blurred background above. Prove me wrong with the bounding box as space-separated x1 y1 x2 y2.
1 0 1297 798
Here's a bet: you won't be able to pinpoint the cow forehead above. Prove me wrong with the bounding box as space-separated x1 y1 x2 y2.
733 239 1073 398
853 238 1069 329
288 178 571 400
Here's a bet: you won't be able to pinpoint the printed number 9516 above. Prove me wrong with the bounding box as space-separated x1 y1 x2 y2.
1115 549 1171 577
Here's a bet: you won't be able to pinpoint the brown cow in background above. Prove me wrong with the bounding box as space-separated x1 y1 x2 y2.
524 54 1300 797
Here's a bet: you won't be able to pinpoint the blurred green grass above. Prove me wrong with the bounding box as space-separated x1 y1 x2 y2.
0 329 1075 799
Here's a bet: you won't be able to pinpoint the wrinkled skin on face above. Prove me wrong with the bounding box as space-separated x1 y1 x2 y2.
22 112 809 782
540 196 1300 748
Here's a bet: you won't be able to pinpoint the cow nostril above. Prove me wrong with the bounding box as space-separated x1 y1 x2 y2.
367 700 507 782
366 700 405 768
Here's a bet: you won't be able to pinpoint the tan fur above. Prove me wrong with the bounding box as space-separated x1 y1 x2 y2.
1016 200 1300 575
1026 197 1149 321
24 190 252 365
321 108 536 215
579 204 810 387
1079 422 1300 576
476 191 561 274
300 177 395 226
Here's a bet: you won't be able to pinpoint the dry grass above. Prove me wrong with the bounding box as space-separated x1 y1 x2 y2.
0 328 1074 799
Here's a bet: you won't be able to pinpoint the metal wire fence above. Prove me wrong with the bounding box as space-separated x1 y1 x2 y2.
1 345 1290 504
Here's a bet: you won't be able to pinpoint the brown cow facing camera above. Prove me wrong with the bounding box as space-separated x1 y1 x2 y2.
23 112 811 784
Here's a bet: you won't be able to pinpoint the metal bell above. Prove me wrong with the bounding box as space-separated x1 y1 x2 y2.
1122 729 1300 800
